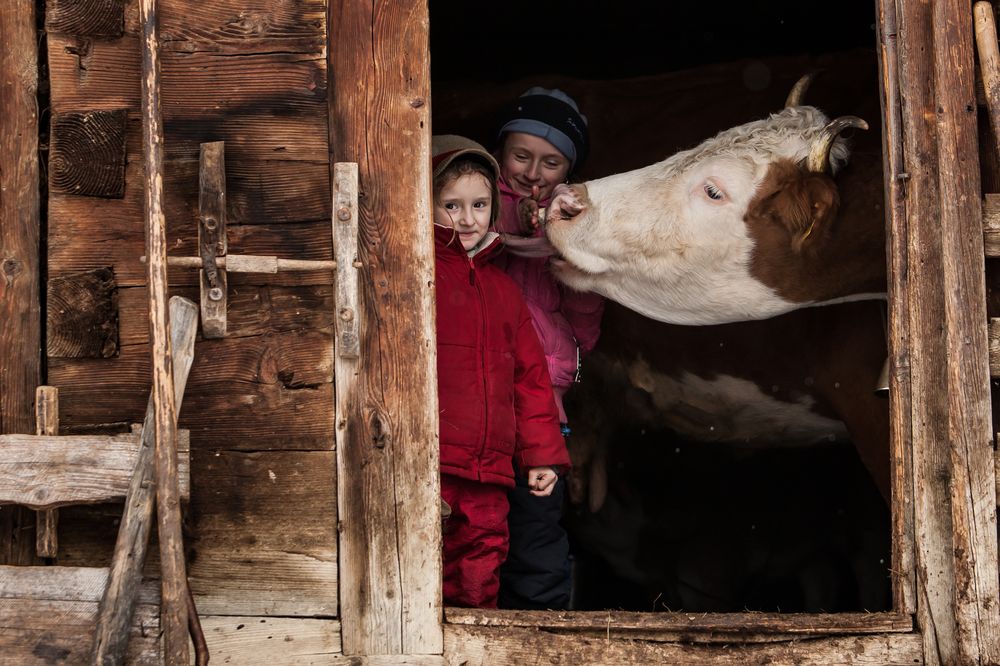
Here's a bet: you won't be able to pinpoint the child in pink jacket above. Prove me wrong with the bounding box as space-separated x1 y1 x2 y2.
492 88 605 610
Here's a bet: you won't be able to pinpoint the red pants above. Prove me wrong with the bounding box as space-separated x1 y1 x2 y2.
441 474 510 608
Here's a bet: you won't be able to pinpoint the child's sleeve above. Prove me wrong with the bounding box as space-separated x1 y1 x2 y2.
512 300 572 473
560 286 605 355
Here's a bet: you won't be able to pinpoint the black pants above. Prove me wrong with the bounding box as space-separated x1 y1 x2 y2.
498 466 571 610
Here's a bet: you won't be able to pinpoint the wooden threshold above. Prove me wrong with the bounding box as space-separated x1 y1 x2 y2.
445 608 914 639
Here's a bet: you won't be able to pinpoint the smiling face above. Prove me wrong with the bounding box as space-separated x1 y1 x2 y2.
434 172 494 251
499 132 571 200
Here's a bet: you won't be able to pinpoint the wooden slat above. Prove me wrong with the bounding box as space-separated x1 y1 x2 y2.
0 430 191 508
199 616 340 663
984 193 1000 257
0 0 42 566
49 329 334 451
330 0 441 655
198 140 228 339
875 0 918 615
186 450 338 616
933 1 1000 664
445 609 914 636
443 624 924 665
0 565 159 665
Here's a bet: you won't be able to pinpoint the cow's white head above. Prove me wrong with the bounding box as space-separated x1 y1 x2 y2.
543 106 880 325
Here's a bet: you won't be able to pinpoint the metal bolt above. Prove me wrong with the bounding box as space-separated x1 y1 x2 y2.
339 308 354 322
337 207 351 221
208 287 224 301
203 216 218 231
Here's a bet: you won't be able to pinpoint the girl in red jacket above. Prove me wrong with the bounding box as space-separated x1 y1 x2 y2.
432 135 570 608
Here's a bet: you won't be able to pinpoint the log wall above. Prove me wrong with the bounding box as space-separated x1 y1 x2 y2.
42 0 339 655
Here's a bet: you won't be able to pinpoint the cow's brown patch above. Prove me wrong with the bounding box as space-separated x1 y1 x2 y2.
746 157 886 303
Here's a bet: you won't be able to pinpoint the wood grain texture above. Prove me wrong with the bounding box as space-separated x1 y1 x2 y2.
329 0 441 655
443 624 924 666
199 616 341 664
47 267 120 358
0 565 159 666
0 431 191 508
46 0 125 37
875 0 917 614
933 1 1000 663
0 0 42 567
49 110 127 198
186 450 337 616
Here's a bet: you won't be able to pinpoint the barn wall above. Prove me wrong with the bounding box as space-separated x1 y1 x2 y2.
42 0 340 651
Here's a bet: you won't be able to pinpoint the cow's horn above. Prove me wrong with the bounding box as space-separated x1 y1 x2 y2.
807 115 869 173
784 72 818 108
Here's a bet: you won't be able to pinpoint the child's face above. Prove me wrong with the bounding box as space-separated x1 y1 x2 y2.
434 173 493 251
499 132 571 201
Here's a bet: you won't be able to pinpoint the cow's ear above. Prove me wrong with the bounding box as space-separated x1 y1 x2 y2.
750 165 840 254
790 174 840 253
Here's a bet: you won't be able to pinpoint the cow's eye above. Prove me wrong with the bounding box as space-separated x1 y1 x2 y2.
704 183 724 201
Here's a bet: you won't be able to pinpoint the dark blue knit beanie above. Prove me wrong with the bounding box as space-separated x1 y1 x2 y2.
498 87 589 170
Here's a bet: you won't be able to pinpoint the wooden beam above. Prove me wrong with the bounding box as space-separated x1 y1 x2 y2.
875 0 918 615
0 565 158 664
49 110 127 198
975 2 1000 163
46 0 124 38
329 0 441 655
138 0 188 660
0 430 191 508
933 1 1000 663
91 296 197 666
444 624 924 665
0 0 42 567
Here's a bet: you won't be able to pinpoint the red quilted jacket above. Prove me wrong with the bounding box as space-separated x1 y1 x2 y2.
434 224 569 487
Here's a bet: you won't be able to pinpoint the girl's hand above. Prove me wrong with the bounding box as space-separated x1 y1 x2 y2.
517 185 543 233
527 466 558 497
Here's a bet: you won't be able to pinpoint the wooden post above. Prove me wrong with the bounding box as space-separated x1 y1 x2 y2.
138 0 188 662
932 1 1000 663
0 0 42 566
875 0 917 615
974 2 1000 162
34 387 60 558
91 296 198 666
329 0 442 655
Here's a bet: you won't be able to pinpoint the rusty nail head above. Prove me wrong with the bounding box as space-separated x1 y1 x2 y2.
339 308 354 322
203 216 218 230
337 207 351 222
208 287 224 301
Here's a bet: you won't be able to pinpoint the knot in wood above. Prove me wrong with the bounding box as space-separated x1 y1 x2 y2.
2 258 20 277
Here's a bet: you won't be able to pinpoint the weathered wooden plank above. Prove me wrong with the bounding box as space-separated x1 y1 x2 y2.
115 285 334 347
47 268 120 358
0 566 159 666
0 430 191 508
896 0 959 663
444 609 915 636
932 1 1000 664
444 624 924 665
1 0 43 567
975 3 1000 160
48 328 334 450
330 0 440 655
876 0 918 615
199 616 341 664
186 450 337 616
139 2 189 654
155 0 326 54
49 109 127 198
46 0 125 38
984 193 1000 257
49 35 326 116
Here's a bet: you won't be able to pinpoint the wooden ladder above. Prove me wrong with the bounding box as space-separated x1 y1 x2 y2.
0 296 199 665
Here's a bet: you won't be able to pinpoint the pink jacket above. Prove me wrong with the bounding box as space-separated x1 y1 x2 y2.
493 178 605 423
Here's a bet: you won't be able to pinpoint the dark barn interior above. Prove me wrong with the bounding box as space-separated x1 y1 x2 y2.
428 1 892 613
